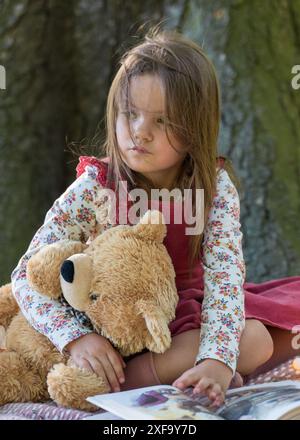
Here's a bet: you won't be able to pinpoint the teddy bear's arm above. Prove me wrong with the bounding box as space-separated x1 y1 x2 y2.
0 283 19 329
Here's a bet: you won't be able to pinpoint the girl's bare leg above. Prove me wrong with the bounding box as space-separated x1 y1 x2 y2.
121 329 201 391
152 320 274 383
152 319 275 381
121 320 275 391
152 329 201 384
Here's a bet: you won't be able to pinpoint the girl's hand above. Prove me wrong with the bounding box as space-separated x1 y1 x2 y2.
65 333 126 392
172 359 233 407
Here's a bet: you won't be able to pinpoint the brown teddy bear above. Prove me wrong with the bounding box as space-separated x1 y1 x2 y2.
0 210 178 411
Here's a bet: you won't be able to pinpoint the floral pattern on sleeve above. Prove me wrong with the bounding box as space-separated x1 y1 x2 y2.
195 168 246 373
11 164 105 353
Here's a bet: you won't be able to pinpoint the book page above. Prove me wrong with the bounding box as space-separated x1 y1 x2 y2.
86 381 300 420
214 381 300 420
87 385 223 420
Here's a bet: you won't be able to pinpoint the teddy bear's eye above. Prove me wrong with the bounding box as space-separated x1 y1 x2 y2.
89 293 99 301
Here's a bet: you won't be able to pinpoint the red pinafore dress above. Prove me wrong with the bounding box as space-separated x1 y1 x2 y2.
77 156 300 336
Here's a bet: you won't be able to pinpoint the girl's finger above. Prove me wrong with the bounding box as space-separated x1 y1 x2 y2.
193 377 215 395
211 391 225 408
119 354 127 369
98 355 121 392
77 358 96 376
88 356 107 377
173 371 199 389
207 383 222 401
108 351 126 384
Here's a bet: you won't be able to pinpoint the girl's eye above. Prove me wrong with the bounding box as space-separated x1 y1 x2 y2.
121 111 169 126
122 111 136 119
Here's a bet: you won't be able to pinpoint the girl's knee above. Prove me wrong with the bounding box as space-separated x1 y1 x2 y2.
239 319 274 374
256 320 274 362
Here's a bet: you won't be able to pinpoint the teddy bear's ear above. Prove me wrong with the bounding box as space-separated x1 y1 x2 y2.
132 210 167 243
27 240 87 299
136 299 172 353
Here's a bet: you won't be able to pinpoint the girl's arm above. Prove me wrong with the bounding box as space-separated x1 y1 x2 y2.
173 168 245 405
11 164 103 353
195 167 246 373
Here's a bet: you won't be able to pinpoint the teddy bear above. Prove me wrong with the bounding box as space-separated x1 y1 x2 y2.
0 210 178 411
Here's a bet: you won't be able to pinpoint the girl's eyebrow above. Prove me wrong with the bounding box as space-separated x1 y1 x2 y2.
126 103 165 114
131 105 164 113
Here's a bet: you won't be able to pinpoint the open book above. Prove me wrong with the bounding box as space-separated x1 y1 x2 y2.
85 380 300 420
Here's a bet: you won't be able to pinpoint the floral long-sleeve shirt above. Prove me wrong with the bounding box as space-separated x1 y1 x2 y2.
11 159 245 372
195 169 246 372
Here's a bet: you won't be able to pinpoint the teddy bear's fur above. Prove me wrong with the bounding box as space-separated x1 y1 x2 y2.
0 210 178 410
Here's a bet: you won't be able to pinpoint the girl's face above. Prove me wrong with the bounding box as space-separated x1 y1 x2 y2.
116 74 186 189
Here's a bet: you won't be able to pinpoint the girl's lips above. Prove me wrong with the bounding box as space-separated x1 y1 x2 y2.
130 146 150 154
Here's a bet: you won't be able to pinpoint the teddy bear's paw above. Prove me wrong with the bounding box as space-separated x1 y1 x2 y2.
0 350 48 405
47 363 110 411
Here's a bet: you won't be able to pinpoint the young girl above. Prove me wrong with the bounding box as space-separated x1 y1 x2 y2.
11 28 300 408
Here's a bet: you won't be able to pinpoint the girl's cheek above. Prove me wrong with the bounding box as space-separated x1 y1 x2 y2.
116 120 128 143
119 120 131 137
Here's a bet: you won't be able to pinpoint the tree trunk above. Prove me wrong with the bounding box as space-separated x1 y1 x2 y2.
0 0 185 283
180 0 300 282
0 0 80 283
2 0 299 283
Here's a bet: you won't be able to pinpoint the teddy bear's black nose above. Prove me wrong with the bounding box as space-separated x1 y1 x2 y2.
61 260 74 283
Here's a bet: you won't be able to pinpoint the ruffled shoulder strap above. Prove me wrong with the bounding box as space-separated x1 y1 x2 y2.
76 155 109 187
216 156 226 169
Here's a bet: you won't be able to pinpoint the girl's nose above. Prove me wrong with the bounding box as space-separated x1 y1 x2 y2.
133 119 153 144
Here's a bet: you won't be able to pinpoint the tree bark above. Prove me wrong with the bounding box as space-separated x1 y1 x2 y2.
0 0 185 283
1 0 299 283
0 0 80 283
180 0 300 281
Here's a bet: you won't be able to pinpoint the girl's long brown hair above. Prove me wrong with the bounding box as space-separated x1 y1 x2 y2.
101 26 235 273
